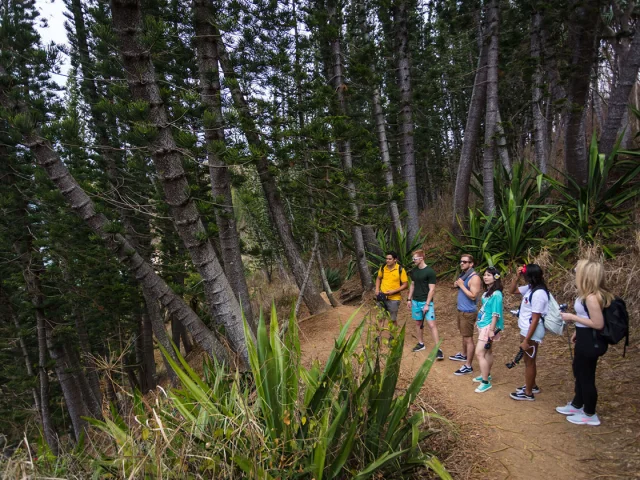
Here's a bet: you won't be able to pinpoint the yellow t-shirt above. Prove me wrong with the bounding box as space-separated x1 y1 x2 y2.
377 264 408 301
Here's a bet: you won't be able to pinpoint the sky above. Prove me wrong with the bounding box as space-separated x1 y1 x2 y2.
35 0 70 84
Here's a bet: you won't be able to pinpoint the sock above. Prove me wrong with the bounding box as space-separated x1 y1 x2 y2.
482 380 489 385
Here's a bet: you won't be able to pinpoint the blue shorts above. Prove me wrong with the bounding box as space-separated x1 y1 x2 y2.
520 321 545 343
412 301 435 322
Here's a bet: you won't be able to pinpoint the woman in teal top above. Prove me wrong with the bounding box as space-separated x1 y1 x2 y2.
472 267 504 393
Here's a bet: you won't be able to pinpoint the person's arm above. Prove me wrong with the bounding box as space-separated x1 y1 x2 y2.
375 273 382 295
561 294 604 329
457 274 481 301
424 283 436 311
521 312 542 350
509 266 525 295
406 280 415 308
488 295 502 338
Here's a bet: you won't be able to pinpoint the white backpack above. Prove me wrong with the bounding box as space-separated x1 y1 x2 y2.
529 288 565 335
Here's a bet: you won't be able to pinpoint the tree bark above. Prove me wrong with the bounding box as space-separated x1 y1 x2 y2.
327 0 373 290
452 13 488 233
64 342 103 420
110 0 250 365
192 0 254 325
394 0 420 240
18 132 229 363
599 23 640 155
495 109 511 173
564 0 602 186
73 312 102 409
315 231 340 307
531 9 548 172
211 19 330 314
482 0 500 214
142 290 178 385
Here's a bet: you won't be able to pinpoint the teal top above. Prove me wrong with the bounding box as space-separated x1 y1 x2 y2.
477 291 504 329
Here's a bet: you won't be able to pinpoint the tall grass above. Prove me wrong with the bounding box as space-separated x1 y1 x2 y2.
9 307 451 479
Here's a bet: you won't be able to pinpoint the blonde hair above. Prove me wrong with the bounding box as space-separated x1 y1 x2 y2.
575 259 615 308
461 253 474 264
412 249 425 258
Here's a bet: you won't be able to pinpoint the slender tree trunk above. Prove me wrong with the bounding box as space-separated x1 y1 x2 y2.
211 20 330 314
531 10 548 172
1 287 58 454
327 0 373 290
599 23 640 155
372 87 404 235
294 238 318 318
315 232 340 307
143 290 178 385
111 0 249 365
193 0 254 325
64 342 103 420
139 310 156 391
482 0 500 214
452 14 488 233
20 133 229 363
394 0 420 239
564 0 602 186
73 312 102 408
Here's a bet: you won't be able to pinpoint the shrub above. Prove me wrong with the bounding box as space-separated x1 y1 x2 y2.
324 266 343 290
24 307 451 479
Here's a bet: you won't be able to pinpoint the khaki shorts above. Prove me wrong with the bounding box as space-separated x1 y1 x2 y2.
457 311 476 337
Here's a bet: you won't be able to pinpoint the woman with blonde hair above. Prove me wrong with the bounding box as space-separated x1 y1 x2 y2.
557 259 614 426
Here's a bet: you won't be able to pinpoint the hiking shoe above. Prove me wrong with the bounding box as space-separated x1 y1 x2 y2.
472 375 492 383
448 352 467 362
510 390 535 401
454 365 473 376
412 343 425 352
567 413 601 426
475 382 492 393
436 349 444 361
556 403 584 416
516 385 541 394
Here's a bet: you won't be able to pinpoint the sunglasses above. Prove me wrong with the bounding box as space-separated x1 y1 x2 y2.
412 257 422 261
460 260 470 264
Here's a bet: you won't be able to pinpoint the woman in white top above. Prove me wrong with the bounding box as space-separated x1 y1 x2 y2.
556 259 611 426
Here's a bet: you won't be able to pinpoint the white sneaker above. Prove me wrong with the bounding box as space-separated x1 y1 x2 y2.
567 412 601 426
555 403 584 416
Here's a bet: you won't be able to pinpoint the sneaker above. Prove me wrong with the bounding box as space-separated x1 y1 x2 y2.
436 349 444 361
454 365 473 376
509 390 535 401
556 403 584 416
475 382 492 393
567 413 601 426
472 375 492 383
448 352 467 362
412 343 425 352
516 385 541 394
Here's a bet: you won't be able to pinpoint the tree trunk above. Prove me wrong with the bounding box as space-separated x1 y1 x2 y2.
72 312 102 407
564 0 602 186
394 0 420 240
139 310 156 392
20 133 230 363
599 23 640 155
482 0 500 214
192 0 254 325
315 232 340 307
210 19 330 314
64 342 103 420
531 10 548 172
1 287 58 454
143 290 178 385
372 86 404 236
452 13 488 233
111 0 249 365
327 0 373 291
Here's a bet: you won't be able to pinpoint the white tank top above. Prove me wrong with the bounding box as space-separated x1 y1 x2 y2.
574 298 589 328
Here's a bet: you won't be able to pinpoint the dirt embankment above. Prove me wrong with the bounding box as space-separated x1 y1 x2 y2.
297 289 639 480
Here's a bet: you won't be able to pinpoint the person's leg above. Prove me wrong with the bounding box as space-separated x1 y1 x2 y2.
580 355 600 415
415 321 424 345
571 350 584 409
427 321 439 345
475 341 488 380
464 336 475 368
523 339 539 396
462 313 476 368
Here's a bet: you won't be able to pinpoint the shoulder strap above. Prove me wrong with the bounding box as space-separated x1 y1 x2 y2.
398 265 403 286
528 285 549 303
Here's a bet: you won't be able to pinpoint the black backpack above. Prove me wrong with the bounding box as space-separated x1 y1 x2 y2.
584 297 630 356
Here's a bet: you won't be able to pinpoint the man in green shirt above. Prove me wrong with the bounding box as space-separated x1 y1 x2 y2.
406 249 443 359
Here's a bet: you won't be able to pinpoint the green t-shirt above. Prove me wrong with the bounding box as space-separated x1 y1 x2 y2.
409 265 437 302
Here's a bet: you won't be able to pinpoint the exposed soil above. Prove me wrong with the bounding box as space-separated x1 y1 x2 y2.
297 289 640 480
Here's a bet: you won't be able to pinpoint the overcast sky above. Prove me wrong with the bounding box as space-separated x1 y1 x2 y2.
35 0 70 84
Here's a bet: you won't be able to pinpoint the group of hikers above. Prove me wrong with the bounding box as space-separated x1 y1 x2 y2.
374 251 626 427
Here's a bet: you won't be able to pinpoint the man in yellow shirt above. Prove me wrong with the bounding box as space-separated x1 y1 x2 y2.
375 251 408 326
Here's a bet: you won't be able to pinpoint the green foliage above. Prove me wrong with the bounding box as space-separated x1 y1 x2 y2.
539 135 640 257
323 266 342 290
46 307 449 479
372 228 428 270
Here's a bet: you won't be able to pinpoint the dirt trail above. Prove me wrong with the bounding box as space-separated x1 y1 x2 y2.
297 290 625 480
